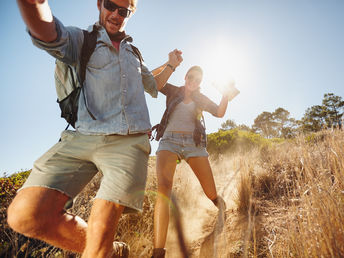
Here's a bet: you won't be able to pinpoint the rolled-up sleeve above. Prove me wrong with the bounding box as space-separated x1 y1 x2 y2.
141 62 158 98
28 17 83 66
193 92 219 117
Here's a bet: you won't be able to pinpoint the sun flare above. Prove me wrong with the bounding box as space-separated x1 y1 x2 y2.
197 37 248 101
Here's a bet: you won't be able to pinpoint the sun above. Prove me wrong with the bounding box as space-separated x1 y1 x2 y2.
197 37 248 102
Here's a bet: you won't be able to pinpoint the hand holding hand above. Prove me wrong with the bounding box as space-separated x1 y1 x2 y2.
167 49 183 70
174 49 183 63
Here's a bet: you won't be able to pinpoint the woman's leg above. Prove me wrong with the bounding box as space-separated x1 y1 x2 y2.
187 156 218 202
154 150 178 249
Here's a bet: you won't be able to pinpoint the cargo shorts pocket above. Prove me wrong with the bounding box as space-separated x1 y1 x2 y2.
34 130 76 166
142 135 151 155
60 130 77 142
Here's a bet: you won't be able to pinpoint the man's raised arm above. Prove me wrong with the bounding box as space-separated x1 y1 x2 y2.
17 0 57 42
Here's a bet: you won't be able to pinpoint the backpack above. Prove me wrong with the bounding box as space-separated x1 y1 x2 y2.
54 26 143 129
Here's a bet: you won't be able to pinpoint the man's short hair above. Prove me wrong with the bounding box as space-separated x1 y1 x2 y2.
98 0 137 11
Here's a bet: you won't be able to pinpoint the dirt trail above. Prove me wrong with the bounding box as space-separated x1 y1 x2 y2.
164 155 242 258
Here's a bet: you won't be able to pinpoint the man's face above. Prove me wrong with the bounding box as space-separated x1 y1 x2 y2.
98 0 134 36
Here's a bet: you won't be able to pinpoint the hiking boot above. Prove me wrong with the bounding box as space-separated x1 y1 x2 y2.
212 196 227 211
151 248 166 258
112 241 129 258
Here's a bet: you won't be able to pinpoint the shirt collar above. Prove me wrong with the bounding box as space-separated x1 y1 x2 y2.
87 22 133 48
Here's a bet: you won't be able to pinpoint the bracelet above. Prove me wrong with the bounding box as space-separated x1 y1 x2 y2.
166 64 175 72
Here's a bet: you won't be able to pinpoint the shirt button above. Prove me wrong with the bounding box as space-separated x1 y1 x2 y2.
122 74 126 78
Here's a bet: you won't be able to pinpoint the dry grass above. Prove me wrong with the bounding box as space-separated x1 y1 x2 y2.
235 129 344 257
1 130 344 257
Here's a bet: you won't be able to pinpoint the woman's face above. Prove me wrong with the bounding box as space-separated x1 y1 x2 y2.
185 70 203 92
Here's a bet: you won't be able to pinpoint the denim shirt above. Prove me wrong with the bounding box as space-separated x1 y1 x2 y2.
30 18 158 135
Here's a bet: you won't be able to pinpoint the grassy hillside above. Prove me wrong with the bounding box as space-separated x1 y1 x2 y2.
1 129 343 257
233 129 344 257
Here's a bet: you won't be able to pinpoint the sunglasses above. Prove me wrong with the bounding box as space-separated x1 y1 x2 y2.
103 0 132 18
187 74 202 83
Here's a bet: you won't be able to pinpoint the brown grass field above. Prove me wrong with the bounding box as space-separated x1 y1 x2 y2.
1 129 344 257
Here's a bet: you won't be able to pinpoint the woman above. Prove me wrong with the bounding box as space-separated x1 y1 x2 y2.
151 65 230 258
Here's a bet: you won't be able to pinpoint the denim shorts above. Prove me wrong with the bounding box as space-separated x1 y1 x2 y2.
156 131 208 161
19 130 151 213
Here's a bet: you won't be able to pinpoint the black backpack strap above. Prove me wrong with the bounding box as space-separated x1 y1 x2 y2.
66 65 77 130
130 44 144 67
78 27 98 120
80 27 98 84
58 26 98 134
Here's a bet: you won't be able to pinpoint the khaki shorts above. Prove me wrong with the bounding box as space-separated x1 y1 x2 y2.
20 130 151 213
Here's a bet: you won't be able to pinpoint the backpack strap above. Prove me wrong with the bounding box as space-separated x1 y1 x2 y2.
64 65 78 130
200 112 206 129
80 27 98 84
130 44 144 67
75 27 98 121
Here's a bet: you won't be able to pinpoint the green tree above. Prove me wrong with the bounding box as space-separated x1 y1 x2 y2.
221 119 251 132
300 93 344 132
237 124 251 131
300 105 326 132
221 119 237 130
252 111 276 138
322 93 344 128
252 108 297 138
273 107 298 138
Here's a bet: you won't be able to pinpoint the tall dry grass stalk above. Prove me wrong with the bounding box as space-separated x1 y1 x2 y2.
235 130 344 257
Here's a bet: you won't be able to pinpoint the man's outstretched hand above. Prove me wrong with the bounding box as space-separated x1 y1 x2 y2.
26 0 45 4
168 49 183 70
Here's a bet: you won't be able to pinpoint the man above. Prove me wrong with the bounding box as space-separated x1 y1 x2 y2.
7 0 182 257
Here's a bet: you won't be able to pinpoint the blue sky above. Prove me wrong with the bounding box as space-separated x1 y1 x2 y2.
1 0 343 176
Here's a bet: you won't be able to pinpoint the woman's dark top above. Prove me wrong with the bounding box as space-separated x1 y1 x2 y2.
153 83 219 147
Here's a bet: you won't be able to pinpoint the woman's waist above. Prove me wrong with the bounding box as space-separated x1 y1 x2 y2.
162 131 194 139
165 130 193 135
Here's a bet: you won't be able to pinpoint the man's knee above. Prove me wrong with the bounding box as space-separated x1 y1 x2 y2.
7 196 42 236
7 187 68 236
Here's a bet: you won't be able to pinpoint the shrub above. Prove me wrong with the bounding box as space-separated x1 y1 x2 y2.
207 128 282 157
0 170 30 207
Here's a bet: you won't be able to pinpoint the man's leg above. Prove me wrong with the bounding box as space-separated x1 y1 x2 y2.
82 199 125 258
78 133 150 257
7 187 87 253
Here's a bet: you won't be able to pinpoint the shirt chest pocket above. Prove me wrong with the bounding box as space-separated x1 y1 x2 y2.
88 45 113 70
